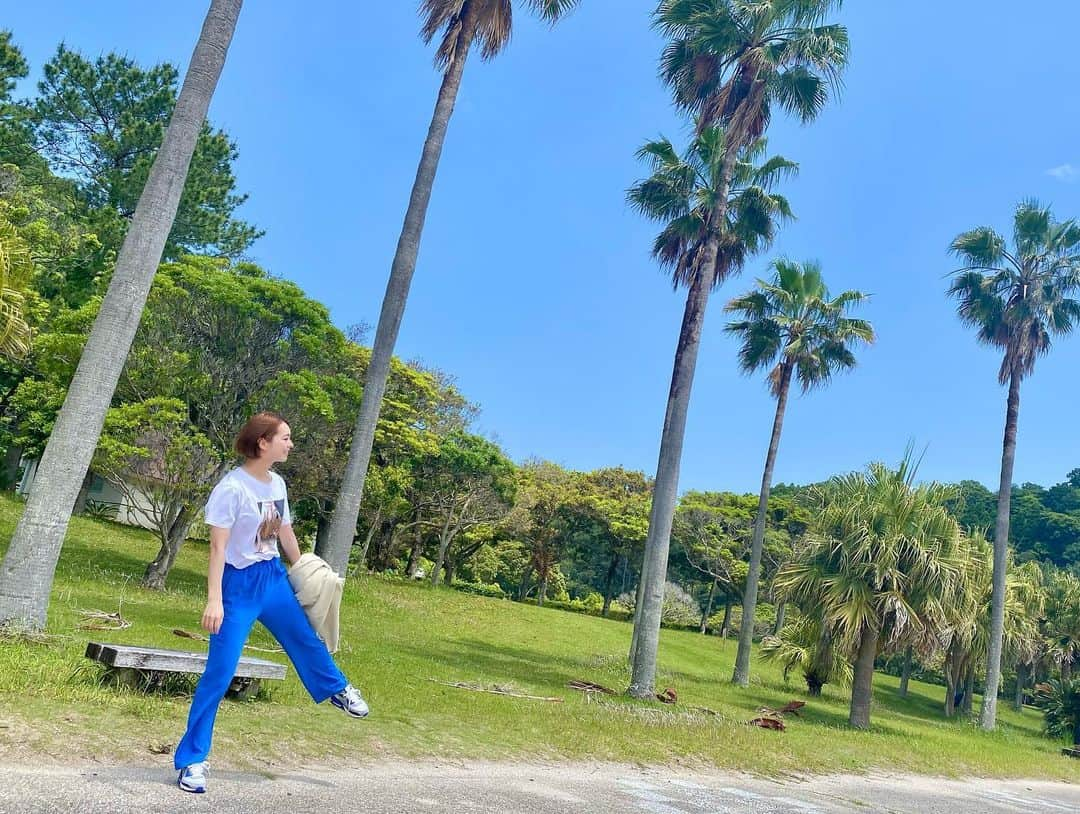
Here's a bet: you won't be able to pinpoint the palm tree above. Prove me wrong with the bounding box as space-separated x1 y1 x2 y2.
760 613 850 696
628 0 847 700
1045 570 1080 684
0 216 34 358
947 199 1080 729
625 129 796 680
776 456 964 729
726 259 873 687
321 0 582 577
0 0 243 631
1035 677 1080 748
941 534 1043 717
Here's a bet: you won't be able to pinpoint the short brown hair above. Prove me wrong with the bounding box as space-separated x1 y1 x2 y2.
234 412 287 459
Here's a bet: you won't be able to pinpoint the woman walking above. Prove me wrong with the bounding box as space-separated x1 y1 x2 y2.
175 412 368 793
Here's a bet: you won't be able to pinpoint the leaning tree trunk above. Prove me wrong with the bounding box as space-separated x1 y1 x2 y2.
628 157 735 698
0 0 243 631
980 367 1021 731
699 578 717 634
733 362 793 686
898 645 913 699
322 10 480 579
142 503 195 590
1062 659 1073 684
849 623 880 729
1013 661 1027 711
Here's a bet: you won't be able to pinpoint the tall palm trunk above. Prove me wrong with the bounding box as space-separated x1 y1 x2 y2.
0 0 243 631
322 11 479 578
628 249 722 696
733 361 793 685
628 152 737 698
849 623 879 729
980 367 1022 730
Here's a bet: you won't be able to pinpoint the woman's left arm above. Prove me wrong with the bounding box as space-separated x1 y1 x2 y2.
279 523 302 565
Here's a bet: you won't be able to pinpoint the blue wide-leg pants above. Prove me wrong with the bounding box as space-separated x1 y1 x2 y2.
174 557 347 768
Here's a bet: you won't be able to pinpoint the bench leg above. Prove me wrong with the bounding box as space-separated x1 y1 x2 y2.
227 677 261 701
107 667 148 690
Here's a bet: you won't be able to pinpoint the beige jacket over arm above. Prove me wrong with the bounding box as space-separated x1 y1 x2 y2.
287 553 345 653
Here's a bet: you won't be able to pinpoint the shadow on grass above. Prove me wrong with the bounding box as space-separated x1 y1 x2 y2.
57 535 205 595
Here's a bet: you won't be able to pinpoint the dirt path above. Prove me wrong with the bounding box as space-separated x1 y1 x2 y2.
1 760 1078 814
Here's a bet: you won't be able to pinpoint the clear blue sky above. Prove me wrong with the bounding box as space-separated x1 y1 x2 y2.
8 2 1080 495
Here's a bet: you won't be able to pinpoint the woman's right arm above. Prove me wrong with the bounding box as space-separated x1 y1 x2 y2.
201 526 229 634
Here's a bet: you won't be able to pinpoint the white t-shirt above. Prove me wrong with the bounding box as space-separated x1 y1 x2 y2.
204 467 292 569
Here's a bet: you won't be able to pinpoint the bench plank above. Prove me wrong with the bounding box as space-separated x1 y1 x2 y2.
85 642 286 680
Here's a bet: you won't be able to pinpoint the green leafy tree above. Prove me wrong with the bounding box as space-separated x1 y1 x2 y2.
324 0 583 578
564 467 651 616
944 480 997 536
418 432 516 587
628 0 847 700
726 259 873 686
671 492 752 636
948 199 1080 729
32 44 259 258
93 397 218 566
510 461 581 606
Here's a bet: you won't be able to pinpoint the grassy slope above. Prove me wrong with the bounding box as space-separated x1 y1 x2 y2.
0 494 1076 779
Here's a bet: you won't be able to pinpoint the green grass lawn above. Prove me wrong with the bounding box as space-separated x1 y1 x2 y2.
0 493 1077 779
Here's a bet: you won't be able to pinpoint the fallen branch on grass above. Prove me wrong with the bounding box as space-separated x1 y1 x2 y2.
749 699 807 731
656 687 678 704
426 678 563 703
567 679 616 695
750 715 785 731
170 628 283 653
78 609 131 631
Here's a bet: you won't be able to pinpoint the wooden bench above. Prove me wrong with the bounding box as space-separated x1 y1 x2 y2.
85 642 287 701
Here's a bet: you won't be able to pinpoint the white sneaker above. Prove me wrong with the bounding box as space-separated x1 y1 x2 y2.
330 684 369 718
178 761 207 793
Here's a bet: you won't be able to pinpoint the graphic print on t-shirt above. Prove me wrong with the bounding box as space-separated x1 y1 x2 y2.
255 499 285 553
